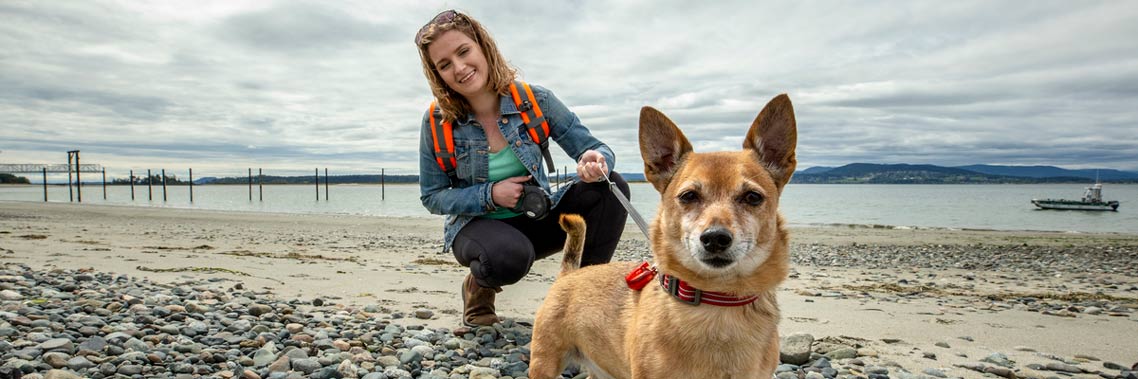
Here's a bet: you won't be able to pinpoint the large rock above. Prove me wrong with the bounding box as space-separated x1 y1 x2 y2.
43 370 83 379
469 367 499 379
982 353 1014 368
825 347 858 360
38 338 74 353
253 349 276 367
780 333 814 365
42 352 70 368
247 304 273 317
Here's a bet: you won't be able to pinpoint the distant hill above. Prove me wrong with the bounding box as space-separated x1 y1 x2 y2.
791 163 1125 184
618 172 645 182
799 166 834 175
955 165 1138 181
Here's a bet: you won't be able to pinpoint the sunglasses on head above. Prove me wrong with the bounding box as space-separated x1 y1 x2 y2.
415 9 465 45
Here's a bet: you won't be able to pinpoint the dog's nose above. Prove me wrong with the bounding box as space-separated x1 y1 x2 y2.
700 228 733 253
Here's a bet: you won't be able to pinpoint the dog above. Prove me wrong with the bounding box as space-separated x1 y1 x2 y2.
529 94 797 379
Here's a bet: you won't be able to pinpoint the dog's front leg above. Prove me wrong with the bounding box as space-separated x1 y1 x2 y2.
528 330 570 379
528 360 562 379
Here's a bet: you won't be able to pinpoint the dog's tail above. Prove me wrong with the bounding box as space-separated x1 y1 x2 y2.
558 214 586 276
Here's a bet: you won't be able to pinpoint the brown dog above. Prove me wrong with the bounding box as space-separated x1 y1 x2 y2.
529 94 797 379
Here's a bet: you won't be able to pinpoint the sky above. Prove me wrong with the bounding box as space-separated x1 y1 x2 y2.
2 0 1137 181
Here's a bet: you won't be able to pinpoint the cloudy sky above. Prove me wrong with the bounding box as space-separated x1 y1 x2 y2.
3 0 1137 180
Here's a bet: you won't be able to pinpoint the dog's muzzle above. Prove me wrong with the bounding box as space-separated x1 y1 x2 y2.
698 227 735 267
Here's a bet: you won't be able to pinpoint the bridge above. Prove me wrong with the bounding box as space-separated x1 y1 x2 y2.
0 164 104 173
1 150 105 202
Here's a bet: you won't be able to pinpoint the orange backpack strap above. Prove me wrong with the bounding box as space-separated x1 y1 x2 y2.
428 101 459 186
508 81 555 173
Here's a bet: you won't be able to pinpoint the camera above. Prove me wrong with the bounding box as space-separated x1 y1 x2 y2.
511 181 551 220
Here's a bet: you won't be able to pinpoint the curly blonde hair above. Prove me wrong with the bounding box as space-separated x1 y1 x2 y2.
416 10 517 122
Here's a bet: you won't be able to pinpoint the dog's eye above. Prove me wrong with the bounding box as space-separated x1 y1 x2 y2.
677 190 700 204
740 191 764 206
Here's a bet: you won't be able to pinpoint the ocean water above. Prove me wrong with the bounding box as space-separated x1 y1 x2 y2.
1 182 1135 234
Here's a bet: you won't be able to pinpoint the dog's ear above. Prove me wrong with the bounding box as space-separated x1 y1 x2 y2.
744 94 798 190
639 106 693 193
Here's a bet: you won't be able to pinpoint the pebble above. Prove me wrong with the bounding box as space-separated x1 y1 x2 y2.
921 368 947 378
765 241 1138 319
981 353 1014 368
1045 362 1085 373
1 260 1128 379
781 333 814 365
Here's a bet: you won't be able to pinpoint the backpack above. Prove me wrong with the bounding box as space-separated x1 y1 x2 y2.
427 81 555 186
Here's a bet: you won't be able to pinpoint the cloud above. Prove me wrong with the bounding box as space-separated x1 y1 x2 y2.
1 0 1137 182
213 2 401 53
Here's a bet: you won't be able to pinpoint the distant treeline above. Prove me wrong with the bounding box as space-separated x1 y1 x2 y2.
110 175 187 185
199 174 420 185
1 173 30 184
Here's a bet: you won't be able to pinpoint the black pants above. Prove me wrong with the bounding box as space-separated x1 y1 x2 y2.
453 172 631 288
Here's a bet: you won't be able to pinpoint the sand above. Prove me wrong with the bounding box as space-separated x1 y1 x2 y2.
1 201 1136 378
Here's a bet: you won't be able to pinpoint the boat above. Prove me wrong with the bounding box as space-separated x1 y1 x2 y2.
1031 183 1120 211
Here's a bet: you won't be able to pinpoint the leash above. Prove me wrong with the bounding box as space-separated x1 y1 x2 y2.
600 170 650 239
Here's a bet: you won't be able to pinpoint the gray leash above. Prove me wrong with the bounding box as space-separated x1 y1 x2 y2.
600 171 650 239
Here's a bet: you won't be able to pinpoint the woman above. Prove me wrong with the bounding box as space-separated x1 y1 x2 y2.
415 9 630 327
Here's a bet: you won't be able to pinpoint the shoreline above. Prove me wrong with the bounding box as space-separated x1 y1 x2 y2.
1 199 1134 237
2 201 1137 378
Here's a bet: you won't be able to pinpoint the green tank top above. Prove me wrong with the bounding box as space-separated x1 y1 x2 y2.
482 147 528 219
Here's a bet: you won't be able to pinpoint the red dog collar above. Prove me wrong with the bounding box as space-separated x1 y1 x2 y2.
624 262 758 307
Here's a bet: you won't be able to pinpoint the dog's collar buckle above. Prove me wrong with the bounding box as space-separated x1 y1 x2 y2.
666 276 702 305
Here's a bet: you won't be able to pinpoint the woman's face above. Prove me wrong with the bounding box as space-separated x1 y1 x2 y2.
427 30 490 99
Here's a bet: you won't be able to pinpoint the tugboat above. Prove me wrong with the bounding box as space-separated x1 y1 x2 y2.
1032 183 1120 211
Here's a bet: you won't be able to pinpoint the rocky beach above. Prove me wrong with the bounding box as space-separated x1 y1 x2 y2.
1 201 1136 379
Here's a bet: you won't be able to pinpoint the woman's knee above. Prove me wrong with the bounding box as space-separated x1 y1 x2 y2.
478 246 533 287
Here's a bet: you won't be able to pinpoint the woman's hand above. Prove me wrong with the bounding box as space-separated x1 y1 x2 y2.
492 175 532 208
576 150 608 183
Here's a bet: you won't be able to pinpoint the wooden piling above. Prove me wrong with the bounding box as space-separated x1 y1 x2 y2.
381 168 385 200
67 154 73 202
76 153 81 203
42 168 47 202
258 168 263 202
147 169 152 201
248 168 252 201
161 169 167 202
324 168 329 201
130 169 135 201
102 168 106 200
315 168 319 201
189 168 194 203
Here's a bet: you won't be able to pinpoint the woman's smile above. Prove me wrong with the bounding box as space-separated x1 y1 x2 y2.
458 69 475 84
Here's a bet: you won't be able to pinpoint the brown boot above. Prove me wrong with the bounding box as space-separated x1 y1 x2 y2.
462 273 501 327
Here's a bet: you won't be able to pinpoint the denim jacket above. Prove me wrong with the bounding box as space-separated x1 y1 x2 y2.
419 84 615 252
